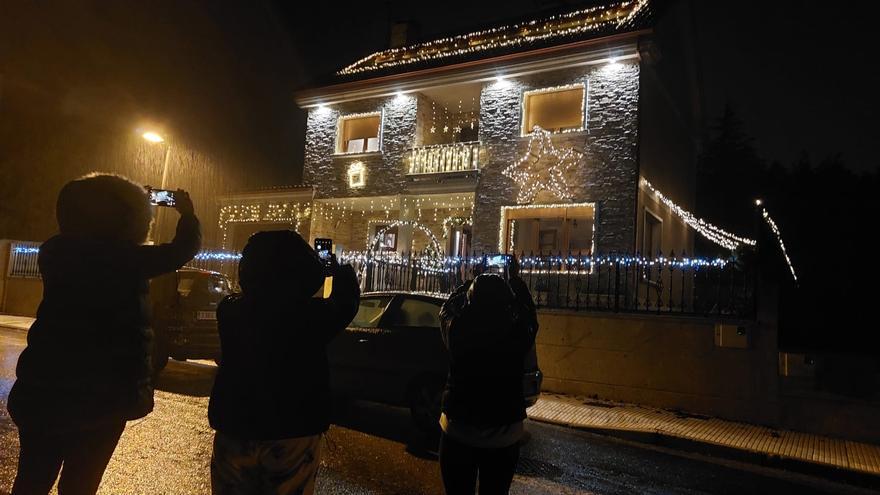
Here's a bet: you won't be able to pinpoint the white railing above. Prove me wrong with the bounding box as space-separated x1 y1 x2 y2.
408 141 480 175
7 241 42 278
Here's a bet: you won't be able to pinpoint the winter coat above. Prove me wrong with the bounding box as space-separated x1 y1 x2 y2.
8 213 201 432
439 277 538 428
207 265 360 440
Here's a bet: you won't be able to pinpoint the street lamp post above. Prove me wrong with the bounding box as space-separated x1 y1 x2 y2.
142 131 172 244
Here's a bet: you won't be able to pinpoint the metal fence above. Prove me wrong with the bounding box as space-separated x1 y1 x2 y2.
343 252 756 319
7 241 42 278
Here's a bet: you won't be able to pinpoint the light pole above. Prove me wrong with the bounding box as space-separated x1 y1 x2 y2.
142 131 172 244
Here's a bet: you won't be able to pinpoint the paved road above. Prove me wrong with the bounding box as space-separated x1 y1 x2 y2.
0 328 873 494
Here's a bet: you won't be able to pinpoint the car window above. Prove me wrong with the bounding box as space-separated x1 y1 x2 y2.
350 296 393 328
389 298 442 328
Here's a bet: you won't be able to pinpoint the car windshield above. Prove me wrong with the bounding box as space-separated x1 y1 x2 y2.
389 297 442 328
350 296 393 328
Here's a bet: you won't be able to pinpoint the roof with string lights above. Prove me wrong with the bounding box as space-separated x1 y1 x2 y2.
336 0 653 79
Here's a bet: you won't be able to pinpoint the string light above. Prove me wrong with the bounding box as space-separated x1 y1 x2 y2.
12 246 40 254
761 206 798 283
502 125 585 204
348 161 366 188
219 202 311 248
640 178 756 251
521 83 586 136
409 142 480 174
337 0 650 75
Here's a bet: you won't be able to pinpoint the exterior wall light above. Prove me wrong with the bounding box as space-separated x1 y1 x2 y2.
348 161 366 188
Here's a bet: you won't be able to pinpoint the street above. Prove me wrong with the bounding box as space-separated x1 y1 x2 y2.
0 328 870 495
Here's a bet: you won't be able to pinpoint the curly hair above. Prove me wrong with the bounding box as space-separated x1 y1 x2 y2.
56 173 153 243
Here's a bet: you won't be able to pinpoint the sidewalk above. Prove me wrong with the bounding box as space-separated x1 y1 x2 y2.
0 314 33 332
527 393 880 487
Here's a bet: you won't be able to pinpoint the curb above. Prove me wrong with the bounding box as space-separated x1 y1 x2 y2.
529 415 880 490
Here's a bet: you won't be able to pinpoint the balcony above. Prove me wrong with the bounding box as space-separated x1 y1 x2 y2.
407 141 481 175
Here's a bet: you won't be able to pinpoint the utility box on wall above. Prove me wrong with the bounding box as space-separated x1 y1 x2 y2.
714 323 750 349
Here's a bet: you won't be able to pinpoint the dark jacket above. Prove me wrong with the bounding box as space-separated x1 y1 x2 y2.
207 265 360 440
439 277 538 427
8 213 201 432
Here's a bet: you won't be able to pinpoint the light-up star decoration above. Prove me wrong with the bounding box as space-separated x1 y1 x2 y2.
502 126 584 204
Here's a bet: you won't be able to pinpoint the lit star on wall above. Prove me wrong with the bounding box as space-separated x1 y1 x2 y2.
430 126 436 133
502 126 584 204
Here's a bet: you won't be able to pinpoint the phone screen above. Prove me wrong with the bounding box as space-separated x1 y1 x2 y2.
314 238 333 267
487 254 510 267
148 189 176 207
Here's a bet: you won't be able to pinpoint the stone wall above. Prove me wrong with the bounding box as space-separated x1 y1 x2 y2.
303 61 641 255
473 61 641 254
304 94 418 200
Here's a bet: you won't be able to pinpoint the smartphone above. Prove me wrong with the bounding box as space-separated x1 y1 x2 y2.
314 238 333 268
147 188 177 207
486 254 512 268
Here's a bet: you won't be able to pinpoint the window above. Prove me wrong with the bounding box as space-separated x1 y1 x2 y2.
389 298 442 328
501 203 594 254
337 113 381 154
350 296 393 328
372 224 398 251
522 84 586 135
644 210 662 257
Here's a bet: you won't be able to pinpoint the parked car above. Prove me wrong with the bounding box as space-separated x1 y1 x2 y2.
328 291 542 431
150 268 232 373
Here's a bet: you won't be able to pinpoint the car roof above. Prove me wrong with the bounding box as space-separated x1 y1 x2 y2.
361 291 447 303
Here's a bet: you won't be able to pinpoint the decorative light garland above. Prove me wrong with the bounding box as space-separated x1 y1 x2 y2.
502 126 585 204
640 178 756 251
348 161 366 188
12 246 40 254
408 141 481 174
761 206 798 284
521 83 587 136
219 202 311 248
193 250 242 262
337 0 650 75
498 202 596 253
368 220 445 258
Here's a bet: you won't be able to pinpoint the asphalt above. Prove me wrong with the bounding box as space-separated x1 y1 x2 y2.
0 326 877 494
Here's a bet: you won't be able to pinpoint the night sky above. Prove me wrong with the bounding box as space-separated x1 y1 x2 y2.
1 0 877 189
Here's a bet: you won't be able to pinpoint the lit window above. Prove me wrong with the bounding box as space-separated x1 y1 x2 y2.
337 112 381 154
521 84 585 135
501 203 594 254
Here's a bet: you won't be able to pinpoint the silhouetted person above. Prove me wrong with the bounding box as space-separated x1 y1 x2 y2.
438 271 538 495
208 230 360 494
8 173 200 494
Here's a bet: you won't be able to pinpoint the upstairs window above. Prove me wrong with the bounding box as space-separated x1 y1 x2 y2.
337 112 382 154
521 83 586 135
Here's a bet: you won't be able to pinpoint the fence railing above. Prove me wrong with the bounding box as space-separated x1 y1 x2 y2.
341 252 756 319
7 242 42 278
408 141 480 175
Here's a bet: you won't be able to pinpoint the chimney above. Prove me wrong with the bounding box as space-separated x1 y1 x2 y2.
389 21 419 49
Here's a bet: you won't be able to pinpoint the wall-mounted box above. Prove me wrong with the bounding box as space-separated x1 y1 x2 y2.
714 323 749 349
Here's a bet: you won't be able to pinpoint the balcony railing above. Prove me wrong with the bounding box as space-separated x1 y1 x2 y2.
408 141 480 175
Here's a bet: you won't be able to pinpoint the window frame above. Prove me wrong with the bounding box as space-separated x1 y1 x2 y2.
499 202 596 254
643 208 663 258
520 82 587 136
335 111 384 155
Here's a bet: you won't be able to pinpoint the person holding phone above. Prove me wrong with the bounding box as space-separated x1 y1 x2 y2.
208 231 360 495
438 266 538 495
7 173 200 494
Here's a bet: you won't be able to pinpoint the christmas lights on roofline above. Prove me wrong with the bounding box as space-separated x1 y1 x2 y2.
338 0 649 75
760 205 798 284
641 178 756 251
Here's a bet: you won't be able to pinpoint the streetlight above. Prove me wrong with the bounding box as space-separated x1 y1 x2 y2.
142 130 173 243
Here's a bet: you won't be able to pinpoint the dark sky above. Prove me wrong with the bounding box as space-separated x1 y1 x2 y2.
1 0 877 187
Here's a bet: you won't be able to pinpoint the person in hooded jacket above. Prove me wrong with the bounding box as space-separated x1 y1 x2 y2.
7 173 200 494
438 269 538 495
208 230 360 495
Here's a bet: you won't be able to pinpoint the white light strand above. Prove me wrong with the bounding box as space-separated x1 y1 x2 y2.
338 0 649 75
502 126 584 204
641 178 756 251
761 207 798 284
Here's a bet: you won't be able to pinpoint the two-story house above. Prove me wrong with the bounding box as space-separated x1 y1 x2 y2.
221 0 704 261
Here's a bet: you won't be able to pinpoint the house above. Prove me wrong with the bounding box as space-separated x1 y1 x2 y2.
220 0 704 261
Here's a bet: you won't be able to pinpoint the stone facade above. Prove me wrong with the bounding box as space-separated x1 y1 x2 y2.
302 60 641 255
473 61 640 254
